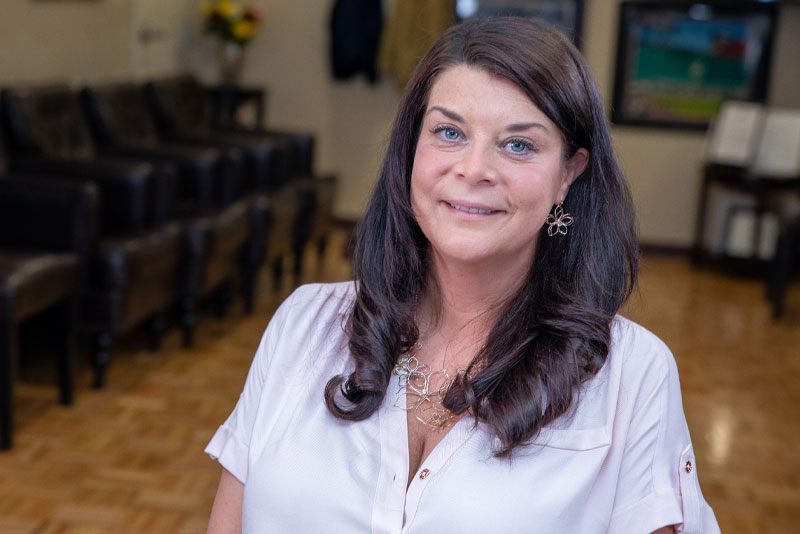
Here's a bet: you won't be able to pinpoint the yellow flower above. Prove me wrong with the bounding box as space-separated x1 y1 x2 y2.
216 0 240 20
232 19 255 40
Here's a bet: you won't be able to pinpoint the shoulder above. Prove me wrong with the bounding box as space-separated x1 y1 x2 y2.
260 281 356 372
608 315 676 387
600 316 687 432
275 281 357 332
538 316 677 437
283 281 357 310
567 316 681 434
610 316 672 362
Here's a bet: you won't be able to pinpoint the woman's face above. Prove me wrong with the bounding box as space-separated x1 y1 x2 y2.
410 65 588 275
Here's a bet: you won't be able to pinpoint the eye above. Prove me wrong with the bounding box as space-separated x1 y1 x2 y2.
505 138 535 154
433 125 462 141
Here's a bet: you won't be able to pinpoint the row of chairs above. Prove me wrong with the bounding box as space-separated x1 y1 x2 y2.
0 76 336 449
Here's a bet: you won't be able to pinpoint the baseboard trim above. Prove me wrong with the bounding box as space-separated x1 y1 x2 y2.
639 243 692 257
331 217 359 231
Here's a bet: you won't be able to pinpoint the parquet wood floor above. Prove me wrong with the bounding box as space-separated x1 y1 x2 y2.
0 231 798 533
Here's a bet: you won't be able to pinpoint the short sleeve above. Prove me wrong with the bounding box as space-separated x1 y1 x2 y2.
607 331 720 534
204 288 297 483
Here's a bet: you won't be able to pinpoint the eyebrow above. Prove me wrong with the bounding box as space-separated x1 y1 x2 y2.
428 105 464 123
427 105 549 133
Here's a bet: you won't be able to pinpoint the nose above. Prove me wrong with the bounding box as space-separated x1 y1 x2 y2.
456 142 498 185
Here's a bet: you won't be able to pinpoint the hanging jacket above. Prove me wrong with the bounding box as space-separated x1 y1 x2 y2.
379 0 454 88
329 0 384 83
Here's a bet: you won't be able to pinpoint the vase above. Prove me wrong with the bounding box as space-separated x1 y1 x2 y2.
218 42 244 85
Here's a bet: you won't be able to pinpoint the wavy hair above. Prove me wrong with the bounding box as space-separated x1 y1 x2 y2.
324 17 638 457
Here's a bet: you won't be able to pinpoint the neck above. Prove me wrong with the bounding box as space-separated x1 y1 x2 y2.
418 250 531 353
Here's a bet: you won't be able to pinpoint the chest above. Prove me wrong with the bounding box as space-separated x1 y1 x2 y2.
405 410 462 487
243 372 615 534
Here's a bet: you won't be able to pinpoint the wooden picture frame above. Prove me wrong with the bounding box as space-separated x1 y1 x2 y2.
611 1 777 130
454 0 585 48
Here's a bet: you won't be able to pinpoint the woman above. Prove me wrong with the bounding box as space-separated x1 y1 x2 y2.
206 17 720 533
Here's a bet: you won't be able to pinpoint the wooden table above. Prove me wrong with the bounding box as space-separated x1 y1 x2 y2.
692 163 800 274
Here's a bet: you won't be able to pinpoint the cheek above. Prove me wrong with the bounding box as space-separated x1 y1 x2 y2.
412 141 452 181
534 162 569 204
509 166 567 223
409 165 424 215
410 145 441 207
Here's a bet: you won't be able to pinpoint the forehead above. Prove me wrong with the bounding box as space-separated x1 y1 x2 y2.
424 65 554 128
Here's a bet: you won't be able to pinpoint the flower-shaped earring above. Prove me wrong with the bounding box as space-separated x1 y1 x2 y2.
546 204 573 236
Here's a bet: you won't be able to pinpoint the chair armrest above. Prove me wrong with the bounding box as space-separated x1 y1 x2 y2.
99 143 219 166
8 156 161 235
98 144 219 212
0 176 98 258
213 128 315 179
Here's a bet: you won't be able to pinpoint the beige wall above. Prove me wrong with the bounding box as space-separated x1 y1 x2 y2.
131 0 196 80
0 0 198 84
0 0 133 84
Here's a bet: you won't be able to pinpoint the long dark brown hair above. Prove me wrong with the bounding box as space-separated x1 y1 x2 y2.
324 17 638 456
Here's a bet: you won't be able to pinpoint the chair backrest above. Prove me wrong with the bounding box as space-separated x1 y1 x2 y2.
0 178 99 282
145 75 213 136
1 85 95 160
81 82 161 147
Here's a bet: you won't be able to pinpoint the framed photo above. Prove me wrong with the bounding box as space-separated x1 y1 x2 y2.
612 1 777 130
455 0 585 48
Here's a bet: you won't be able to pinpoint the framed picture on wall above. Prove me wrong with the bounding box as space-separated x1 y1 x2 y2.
455 0 585 48
611 1 777 130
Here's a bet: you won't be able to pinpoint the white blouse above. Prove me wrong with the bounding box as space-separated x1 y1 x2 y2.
206 282 720 533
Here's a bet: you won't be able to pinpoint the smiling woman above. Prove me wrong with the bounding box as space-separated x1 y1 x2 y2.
205 17 721 534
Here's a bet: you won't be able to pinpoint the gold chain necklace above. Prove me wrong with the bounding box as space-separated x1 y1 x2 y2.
392 343 463 429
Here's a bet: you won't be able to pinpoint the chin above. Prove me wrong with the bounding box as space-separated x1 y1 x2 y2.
436 244 528 268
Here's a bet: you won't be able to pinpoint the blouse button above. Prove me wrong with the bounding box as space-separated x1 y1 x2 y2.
685 460 693 474
419 468 430 480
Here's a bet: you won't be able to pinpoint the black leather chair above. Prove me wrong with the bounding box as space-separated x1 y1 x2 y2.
0 176 97 449
80 83 244 216
1 85 183 388
144 78 307 293
145 75 336 282
145 77 289 192
80 82 260 322
766 215 800 318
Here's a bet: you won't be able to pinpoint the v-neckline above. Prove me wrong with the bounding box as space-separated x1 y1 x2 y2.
393 372 475 492
372 371 479 533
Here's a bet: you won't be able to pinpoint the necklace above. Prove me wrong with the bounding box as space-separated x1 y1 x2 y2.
392 343 463 429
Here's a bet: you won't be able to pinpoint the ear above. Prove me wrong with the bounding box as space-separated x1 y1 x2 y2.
557 148 589 203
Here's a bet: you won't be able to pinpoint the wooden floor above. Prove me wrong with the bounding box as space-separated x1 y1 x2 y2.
1 231 798 533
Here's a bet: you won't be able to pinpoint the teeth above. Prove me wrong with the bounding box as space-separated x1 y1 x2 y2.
450 203 494 214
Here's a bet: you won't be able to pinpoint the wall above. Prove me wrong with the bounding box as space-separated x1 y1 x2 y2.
0 0 133 84
130 0 196 80
0 0 198 84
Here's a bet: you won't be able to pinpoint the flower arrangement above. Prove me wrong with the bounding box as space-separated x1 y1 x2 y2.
202 1 263 46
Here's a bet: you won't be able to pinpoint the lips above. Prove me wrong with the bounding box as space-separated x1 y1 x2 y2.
445 201 499 215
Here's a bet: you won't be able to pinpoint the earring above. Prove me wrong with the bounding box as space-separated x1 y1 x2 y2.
546 204 573 236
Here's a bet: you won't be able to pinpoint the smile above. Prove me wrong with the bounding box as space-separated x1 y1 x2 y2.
446 202 498 215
